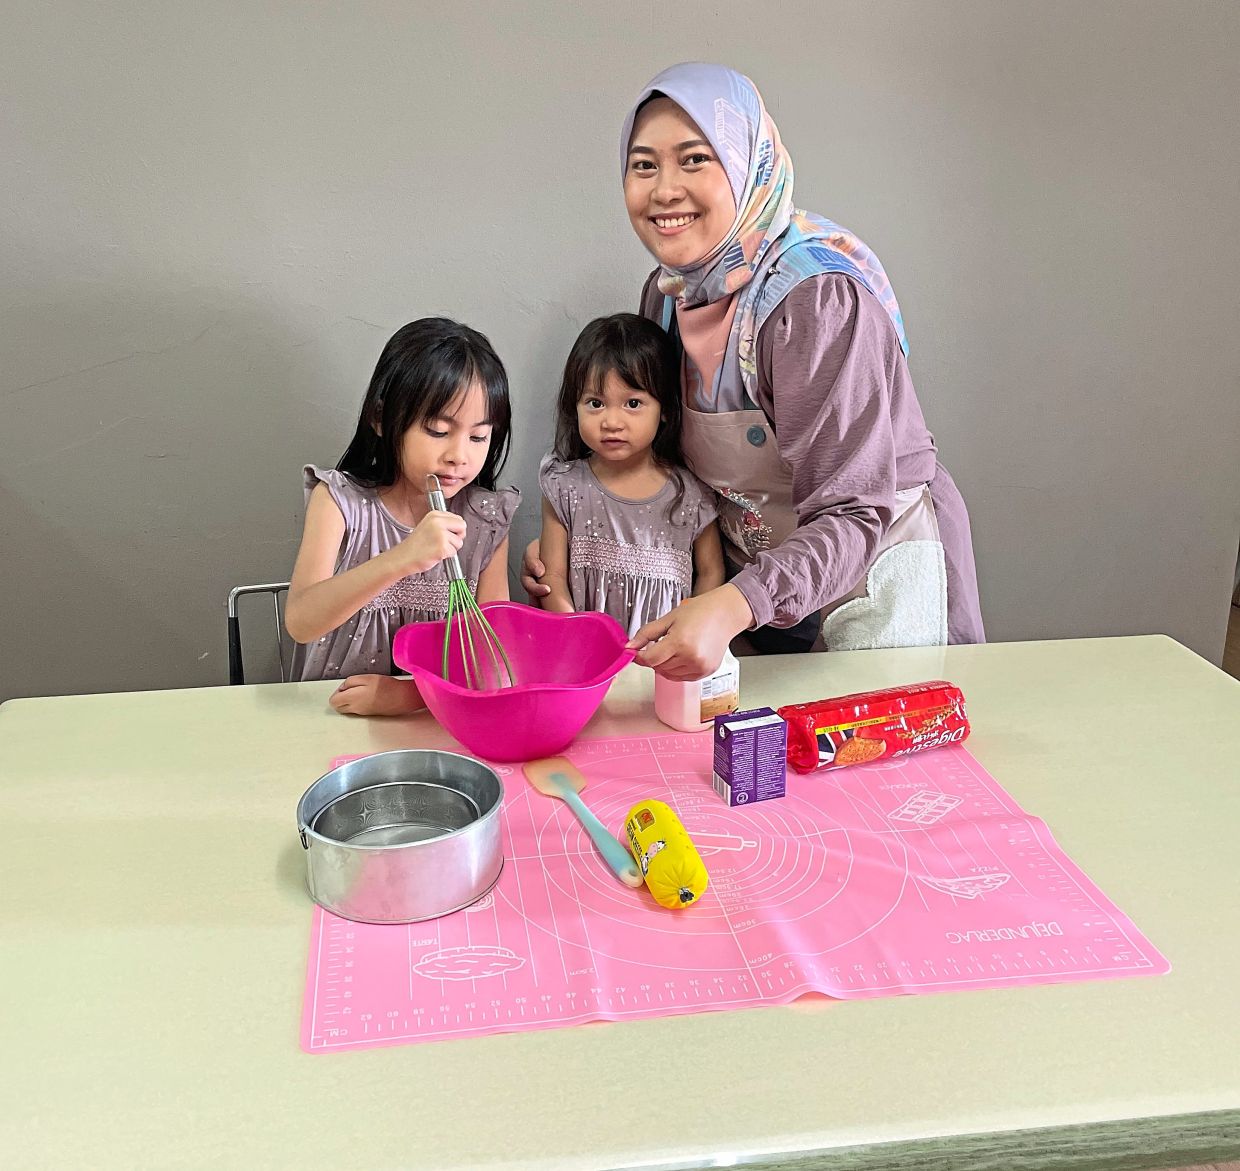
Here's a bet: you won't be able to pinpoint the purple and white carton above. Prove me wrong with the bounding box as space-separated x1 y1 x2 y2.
712 707 787 806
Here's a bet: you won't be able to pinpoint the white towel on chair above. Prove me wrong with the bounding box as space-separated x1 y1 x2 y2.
822 540 948 651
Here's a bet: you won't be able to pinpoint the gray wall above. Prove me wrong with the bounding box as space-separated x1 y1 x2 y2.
3 1 1239 700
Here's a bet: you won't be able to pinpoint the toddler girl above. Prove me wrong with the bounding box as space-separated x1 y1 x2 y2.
539 313 722 636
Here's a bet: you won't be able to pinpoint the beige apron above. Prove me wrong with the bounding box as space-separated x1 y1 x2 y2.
680 400 948 651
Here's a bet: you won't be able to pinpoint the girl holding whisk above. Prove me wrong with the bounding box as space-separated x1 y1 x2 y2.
538 312 725 637
285 318 519 716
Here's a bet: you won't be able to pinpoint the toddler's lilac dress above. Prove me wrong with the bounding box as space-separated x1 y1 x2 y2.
539 455 718 637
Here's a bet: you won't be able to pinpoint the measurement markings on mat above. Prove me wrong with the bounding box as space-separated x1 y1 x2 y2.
303 739 1168 1051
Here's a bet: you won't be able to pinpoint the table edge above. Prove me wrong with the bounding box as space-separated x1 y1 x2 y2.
616 1107 1240 1171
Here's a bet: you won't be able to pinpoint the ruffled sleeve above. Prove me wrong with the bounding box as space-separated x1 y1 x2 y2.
683 471 719 537
538 454 578 530
302 464 366 528
461 484 521 576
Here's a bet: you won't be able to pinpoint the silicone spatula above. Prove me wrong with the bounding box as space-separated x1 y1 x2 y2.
523 756 643 888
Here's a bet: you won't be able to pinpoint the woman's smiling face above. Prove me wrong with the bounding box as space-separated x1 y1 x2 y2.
624 97 736 269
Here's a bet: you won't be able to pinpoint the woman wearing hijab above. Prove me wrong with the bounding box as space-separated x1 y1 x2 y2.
526 62 984 680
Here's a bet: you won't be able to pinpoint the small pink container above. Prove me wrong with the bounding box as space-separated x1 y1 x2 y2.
392 603 635 763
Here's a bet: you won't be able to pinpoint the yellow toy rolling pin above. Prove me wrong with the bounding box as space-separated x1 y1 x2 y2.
623 799 709 909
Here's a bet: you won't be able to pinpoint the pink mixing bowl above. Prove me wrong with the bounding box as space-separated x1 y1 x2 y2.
391 603 635 762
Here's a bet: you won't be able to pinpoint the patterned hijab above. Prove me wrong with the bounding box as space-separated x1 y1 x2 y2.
621 62 909 410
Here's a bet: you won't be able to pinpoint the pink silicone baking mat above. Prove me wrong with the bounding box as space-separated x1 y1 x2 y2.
301 736 1168 1052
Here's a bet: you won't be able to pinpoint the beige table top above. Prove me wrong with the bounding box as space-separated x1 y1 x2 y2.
2 635 1239 1171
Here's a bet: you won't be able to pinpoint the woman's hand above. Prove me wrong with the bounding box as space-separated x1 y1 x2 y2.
330 675 427 717
520 538 551 601
627 585 754 680
392 510 466 575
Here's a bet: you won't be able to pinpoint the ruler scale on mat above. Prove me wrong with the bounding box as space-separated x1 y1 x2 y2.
302 738 1168 1052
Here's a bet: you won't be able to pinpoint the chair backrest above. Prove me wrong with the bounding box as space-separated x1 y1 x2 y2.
227 583 292 685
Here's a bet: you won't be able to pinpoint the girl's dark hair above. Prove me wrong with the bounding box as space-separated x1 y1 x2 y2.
553 314 688 520
337 317 511 492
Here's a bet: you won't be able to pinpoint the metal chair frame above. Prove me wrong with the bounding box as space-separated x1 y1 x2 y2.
227 582 292 685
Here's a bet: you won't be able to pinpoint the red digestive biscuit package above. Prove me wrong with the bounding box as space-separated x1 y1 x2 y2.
777 681 970 774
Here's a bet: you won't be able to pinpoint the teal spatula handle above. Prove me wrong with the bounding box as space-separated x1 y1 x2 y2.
559 786 644 888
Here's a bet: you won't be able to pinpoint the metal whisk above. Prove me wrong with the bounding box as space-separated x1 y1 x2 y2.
426 474 516 690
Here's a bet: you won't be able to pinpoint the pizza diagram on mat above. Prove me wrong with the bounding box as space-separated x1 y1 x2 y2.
917 872 1012 899
411 945 525 981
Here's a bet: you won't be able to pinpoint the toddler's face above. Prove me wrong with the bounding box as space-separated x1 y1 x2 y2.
577 370 661 464
399 380 492 497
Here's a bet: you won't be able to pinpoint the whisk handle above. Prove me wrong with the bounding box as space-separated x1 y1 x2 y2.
426 476 466 582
